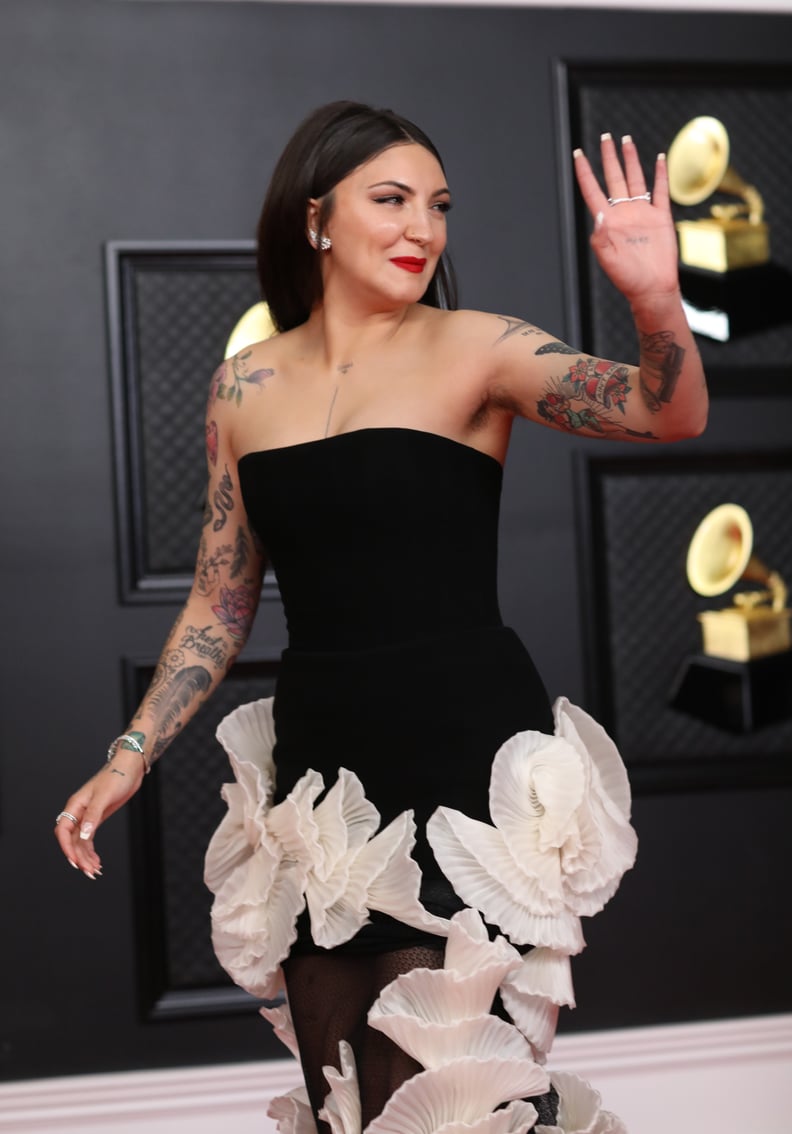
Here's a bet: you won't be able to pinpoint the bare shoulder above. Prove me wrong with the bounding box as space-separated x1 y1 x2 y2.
424 307 553 348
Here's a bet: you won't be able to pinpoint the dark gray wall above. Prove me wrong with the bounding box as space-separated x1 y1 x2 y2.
2 0 791 1081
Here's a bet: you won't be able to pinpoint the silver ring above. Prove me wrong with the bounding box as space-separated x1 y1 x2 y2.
56 810 79 826
607 192 651 206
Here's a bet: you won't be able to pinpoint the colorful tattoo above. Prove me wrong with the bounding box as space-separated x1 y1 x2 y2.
565 357 632 415
119 730 146 753
206 420 219 466
638 331 685 412
212 465 234 532
537 355 657 439
214 351 274 407
211 582 259 642
493 316 542 344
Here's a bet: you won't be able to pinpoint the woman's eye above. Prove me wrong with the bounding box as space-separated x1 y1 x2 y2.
433 201 452 214
373 195 404 205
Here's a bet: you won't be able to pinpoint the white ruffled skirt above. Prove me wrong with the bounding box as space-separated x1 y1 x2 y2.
204 695 636 1133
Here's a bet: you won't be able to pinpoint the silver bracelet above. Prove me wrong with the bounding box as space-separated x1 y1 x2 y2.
106 734 151 775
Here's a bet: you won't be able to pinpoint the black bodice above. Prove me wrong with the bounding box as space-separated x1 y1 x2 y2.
238 427 505 651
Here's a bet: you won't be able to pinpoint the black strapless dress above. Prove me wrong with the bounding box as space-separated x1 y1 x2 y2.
205 428 635 1134
240 427 554 951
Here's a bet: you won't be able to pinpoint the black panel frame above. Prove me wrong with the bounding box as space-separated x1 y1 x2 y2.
555 61 792 397
105 240 279 604
575 448 792 794
124 652 281 1021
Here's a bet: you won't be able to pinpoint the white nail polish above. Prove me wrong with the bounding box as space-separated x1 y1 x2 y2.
83 870 96 880
572 148 583 159
600 132 612 142
68 860 79 870
621 134 633 145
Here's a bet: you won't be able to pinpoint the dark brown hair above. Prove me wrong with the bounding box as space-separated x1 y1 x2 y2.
256 101 458 332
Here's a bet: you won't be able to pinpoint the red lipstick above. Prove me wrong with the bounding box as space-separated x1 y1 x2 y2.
390 257 427 273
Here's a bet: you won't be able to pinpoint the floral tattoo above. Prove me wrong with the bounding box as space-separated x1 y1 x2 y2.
211 582 258 642
537 355 656 439
210 352 274 408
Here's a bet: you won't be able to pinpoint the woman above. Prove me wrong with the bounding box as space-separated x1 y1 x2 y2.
55 101 707 1133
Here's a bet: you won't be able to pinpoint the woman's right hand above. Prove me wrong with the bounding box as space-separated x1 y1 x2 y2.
53 750 146 879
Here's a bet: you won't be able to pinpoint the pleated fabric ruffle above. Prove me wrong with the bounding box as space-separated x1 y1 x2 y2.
204 696 634 1132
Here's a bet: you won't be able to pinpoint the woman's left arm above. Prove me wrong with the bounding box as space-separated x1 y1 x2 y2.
485 135 708 443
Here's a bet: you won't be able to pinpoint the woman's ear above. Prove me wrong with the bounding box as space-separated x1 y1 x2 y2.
306 199 321 247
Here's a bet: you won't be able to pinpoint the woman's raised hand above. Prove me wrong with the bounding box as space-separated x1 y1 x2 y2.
573 134 681 308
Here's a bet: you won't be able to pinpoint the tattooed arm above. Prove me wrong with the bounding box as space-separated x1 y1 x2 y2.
466 134 708 443
55 366 266 877
482 299 706 443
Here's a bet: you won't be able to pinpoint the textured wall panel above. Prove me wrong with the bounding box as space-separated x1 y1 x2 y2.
106 243 269 602
579 450 792 790
126 655 280 1019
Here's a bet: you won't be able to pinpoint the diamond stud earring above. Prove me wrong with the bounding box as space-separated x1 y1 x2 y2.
308 228 332 251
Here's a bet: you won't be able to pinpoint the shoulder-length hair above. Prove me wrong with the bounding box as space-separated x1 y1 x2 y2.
256 101 458 332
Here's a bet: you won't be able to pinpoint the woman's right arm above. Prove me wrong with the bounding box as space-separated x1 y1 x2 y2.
54 370 266 878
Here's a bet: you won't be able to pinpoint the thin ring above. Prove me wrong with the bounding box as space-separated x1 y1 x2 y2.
607 192 651 206
56 810 79 826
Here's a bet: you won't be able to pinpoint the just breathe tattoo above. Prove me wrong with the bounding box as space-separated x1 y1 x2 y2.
178 624 228 669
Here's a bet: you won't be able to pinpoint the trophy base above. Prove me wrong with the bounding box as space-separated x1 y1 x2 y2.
679 263 792 341
698 607 792 662
669 650 792 733
676 218 769 273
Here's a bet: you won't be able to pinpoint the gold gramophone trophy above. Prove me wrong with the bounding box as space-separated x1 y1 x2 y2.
670 503 792 732
668 116 770 273
666 117 787 342
686 503 789 661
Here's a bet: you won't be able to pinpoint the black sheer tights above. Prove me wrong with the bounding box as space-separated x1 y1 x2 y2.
282 945 445 1132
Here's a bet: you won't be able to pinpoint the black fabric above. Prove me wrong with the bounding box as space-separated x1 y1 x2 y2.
283 946 446 1131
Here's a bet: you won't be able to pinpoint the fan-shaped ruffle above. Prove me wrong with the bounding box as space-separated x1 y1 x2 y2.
534 1071 628 1134
427 699 637 952
209 698 630 1134
204 698 449 999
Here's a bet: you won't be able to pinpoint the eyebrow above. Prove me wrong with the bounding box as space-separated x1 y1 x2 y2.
367 179 451 198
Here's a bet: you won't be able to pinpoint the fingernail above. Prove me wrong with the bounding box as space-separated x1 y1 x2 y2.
657 151 667 162
79 822 93 841
621 134 633 145
83 870 97 880
600 132 612 142
68 860 79 870
572 148 583 159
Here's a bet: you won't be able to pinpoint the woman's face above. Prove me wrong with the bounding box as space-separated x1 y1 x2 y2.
312 142 451 309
